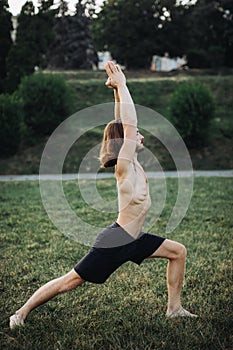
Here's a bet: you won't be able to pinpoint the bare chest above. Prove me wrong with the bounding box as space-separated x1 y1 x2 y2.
117 161 150 207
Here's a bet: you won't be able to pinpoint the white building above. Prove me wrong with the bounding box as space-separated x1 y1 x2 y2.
151 53 187 72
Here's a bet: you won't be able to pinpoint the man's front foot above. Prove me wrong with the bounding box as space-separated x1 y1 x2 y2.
166 306 198 319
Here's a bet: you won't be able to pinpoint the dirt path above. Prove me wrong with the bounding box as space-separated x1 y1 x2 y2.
0 170 232 181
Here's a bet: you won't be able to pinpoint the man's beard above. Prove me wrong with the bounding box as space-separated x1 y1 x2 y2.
136 143 144 153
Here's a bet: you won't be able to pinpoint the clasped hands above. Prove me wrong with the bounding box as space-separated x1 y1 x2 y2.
105 61 126 90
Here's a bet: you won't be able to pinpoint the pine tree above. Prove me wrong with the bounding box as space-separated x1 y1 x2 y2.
47 0 98 69
6 0 56 92
0 0 13 93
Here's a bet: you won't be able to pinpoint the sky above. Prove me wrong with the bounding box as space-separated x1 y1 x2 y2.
8 0 197 16
8 0 104 16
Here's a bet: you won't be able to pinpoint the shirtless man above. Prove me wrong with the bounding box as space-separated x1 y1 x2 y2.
10 62 196 329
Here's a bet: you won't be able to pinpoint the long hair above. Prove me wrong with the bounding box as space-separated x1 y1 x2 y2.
99 120 124 168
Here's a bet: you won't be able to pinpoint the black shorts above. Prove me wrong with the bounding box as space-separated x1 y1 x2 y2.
74 222 165 284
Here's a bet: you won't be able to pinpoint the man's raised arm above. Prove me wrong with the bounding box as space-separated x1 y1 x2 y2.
113 88 121 121
105 62 137 175
105 76 121 121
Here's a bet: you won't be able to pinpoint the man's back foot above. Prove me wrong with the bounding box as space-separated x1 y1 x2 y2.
166 306 198 319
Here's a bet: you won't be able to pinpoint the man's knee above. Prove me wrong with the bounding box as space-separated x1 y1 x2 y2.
149 239 187 260
59 270 85 293
176 243 187 260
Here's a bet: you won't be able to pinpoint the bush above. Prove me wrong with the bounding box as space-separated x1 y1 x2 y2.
0 93 24 156
187 49 210 68
17 73 74 136
168 82 215 147
187 47 225 69
208 46 225 68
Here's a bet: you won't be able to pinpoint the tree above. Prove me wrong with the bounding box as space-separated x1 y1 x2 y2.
186 0 233 68
158 2 194 58
47 0 98 69
5 1 35 92
92 0 233 69
92 0 165 69
5 0 56 92
92 0 195 68
36 0 58 67
0 0 13 93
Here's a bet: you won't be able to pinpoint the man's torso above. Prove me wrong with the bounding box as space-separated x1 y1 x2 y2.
116 160 151 238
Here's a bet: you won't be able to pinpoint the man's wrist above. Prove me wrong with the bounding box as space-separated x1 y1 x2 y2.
117 82 127 89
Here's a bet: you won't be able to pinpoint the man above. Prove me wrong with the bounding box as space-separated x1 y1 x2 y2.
10 62 196 329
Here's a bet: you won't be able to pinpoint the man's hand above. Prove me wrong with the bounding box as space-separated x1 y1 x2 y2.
105 77 115 89
105 62 126 88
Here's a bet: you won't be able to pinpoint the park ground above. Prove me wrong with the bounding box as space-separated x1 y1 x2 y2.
0 70 232 349
0 176 232 350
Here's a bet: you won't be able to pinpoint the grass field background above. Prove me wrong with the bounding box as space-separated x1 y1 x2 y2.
1 176 232 349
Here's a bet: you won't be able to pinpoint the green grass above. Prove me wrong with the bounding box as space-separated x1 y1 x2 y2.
1 177 232 349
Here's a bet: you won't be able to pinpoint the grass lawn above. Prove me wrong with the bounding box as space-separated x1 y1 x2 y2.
0 176 232 350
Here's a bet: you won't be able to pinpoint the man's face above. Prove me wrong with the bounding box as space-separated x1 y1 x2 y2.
136 130 144 153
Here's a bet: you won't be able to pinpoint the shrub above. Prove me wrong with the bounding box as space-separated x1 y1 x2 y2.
187 47 225 69
187 49 210 68
208 46 225 68
0 93 24 156
17 73 74 136
168 82 215 147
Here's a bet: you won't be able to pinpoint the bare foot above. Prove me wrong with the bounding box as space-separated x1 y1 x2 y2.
9 312 25 329
166 306 198 318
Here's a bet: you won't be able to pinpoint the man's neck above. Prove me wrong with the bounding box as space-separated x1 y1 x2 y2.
133 154 138 163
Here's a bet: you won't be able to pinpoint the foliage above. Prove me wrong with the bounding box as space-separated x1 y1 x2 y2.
0 0 13 93
187 46 226 69
92 0 233 69
186 49 210 69
0 177 232 349
92 0 164 68
157 2 194 58
208 46 225 68
0 93 24 156
5 0 57 93
186 0 233 68
1 0 231 80
168 82 215 147
17 73 74 136
1 73 232 172
47 0 98 70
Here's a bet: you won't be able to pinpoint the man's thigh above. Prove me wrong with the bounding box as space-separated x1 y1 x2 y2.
148 239 185 260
